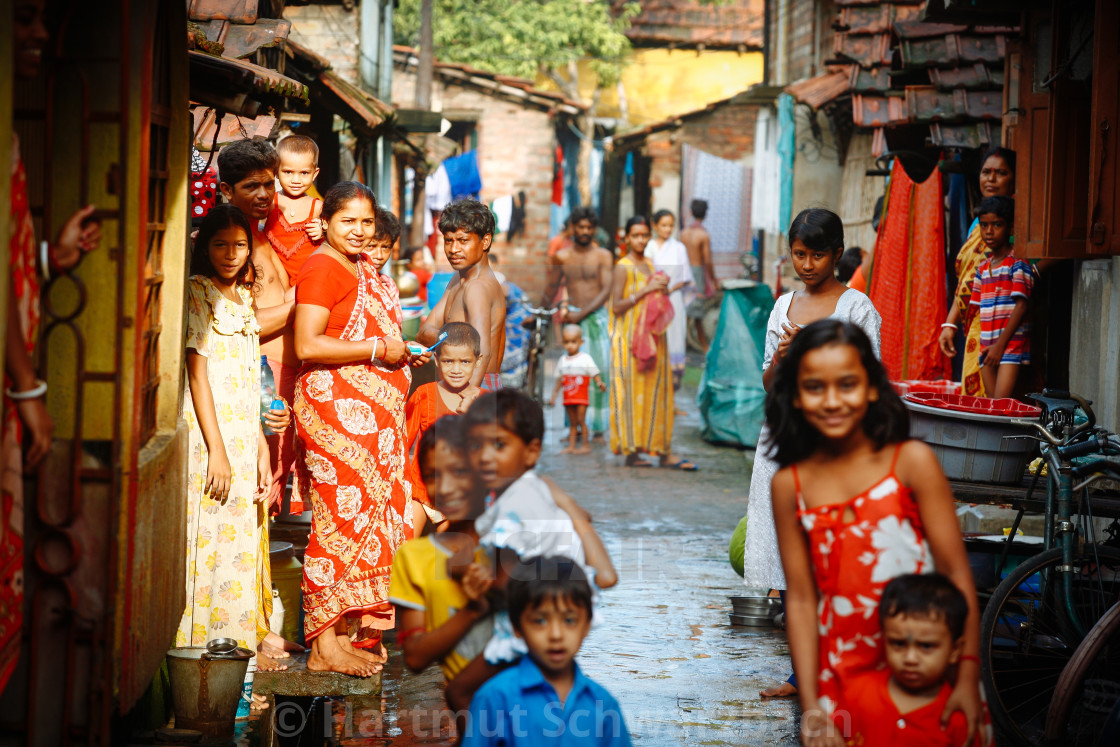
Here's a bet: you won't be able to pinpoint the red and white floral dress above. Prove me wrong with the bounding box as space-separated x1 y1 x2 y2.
794 444 934 719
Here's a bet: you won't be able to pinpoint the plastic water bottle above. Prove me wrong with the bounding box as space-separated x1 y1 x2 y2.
236 656 256 720
260 356 279 435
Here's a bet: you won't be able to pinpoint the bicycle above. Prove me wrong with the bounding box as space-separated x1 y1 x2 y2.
520 304 577 405
978 390 1120 745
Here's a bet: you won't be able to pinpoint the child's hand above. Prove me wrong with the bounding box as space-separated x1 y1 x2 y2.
256 448 274 505
980 342 1004 368
262 399 290 435
774 321 801 362
461 563 494 604
939 326 957 357
458 388 480 413
306 219 324 241
408 349 432 368
548 396 556 407
52 204 101 270
800 706 846 747
380 337 408 365
205 448 233 502
597 379 607 392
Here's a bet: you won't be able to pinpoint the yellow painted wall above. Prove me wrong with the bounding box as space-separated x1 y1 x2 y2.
538 48 765 125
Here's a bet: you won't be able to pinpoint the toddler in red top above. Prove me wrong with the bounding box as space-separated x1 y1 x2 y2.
264 135 324 283
844 573 989 746
549 324 606 454
967 196 1033 399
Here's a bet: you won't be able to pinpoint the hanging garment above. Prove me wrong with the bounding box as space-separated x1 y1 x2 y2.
507 191 527 241
425 165 452 212
491 195 513 234
443 151 481 200
869 160 950 382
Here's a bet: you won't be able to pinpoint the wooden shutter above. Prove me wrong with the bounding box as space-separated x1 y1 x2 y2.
1087 0 1120 254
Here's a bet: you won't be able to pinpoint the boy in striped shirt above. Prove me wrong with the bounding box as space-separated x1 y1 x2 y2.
969 196 1034 398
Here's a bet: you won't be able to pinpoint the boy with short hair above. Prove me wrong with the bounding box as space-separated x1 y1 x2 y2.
265 134 324 283
405 322 482 506
969 196 1033 399
462 556 632 746
390 417 495 690
417 198 507 390
371 206 401 270
845 573 986 746
549 324 607 454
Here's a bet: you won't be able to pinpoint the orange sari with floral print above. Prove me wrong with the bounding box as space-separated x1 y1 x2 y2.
293 255 414 646
1 136 40 693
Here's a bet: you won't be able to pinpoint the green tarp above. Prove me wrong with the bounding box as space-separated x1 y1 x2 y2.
697 283 775 447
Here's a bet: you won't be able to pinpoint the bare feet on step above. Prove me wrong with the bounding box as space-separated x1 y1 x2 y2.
574 444 591 454
257 653 288 672
306 630 379 677
261 631 306 657
559 444 576 455
337 635 387 668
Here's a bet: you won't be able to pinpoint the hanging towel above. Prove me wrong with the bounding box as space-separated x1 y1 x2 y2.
492 195 513 233
869 160 950 382
443 150 482 200
632 286 675 372
508 191 527 241
426 164 452 212
552 146 564 206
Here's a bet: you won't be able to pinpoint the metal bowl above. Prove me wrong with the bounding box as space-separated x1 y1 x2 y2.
206 637 238 655
729 612 777 627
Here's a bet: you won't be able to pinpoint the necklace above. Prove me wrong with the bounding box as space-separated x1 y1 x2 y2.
329 244 359 274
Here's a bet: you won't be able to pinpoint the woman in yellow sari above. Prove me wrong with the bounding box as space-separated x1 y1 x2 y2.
609 215 697 470
939 147 1015 396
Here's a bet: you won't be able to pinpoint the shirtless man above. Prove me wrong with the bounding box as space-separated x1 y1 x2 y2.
541 206 614 437
680 198 717 350
216 139 303 671
417 198 506 391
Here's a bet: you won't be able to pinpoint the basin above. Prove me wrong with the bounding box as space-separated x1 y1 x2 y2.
166 647 249 744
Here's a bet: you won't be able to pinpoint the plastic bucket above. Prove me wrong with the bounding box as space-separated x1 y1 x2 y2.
166 647 249 741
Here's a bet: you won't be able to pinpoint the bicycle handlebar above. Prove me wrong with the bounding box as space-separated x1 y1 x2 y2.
523 304 581 317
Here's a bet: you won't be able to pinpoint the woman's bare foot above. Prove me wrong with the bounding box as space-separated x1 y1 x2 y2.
250 693 270 715
337 635 387 668
559 444 576 455
760 682 798 698
306 632 379 677
263 631 306 654
257 653 288 672
574 444 592 454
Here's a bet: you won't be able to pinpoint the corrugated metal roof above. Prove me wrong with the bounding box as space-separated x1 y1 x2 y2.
611 92 755 145
611 0 764 50
786 69 853 109
285 40 392 137
188 50 308 103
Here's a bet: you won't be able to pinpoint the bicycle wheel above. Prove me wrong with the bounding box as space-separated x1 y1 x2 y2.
981 545 1120 746
1044 600 1120 746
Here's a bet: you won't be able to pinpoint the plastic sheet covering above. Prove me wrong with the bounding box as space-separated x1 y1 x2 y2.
697 283 774 447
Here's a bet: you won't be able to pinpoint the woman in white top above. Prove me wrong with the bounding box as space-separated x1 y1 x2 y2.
744 208 881 697
647 209 696 399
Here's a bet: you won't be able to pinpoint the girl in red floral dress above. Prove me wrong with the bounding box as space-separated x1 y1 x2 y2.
767 320 989 747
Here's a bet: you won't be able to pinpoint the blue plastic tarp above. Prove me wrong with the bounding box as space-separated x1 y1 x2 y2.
697 284 775 447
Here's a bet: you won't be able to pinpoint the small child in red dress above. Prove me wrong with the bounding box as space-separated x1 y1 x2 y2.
264 135 324 283
844 573 987 746
548 324 606 454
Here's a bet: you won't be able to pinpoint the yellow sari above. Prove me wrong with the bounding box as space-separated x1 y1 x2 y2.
954 221 988 396
609 256 674 456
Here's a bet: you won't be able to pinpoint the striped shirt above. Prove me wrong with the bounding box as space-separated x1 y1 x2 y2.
970 252 1034 365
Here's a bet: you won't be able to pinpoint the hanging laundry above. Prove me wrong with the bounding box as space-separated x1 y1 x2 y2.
508 191 527 241
426 164 452 212
869 159 950 382
552 146 565 206
491 195 514 234
443 150 482 200
189 147 219 223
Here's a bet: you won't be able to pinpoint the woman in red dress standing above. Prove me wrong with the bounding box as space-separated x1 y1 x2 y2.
292 182 428 675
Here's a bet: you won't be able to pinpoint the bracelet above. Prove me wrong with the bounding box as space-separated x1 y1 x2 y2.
370 338 383 363
941 322 958 330
958 654 981 666
6 379 48 401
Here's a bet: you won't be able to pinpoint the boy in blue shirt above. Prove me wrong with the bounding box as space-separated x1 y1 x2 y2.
461 556 631 746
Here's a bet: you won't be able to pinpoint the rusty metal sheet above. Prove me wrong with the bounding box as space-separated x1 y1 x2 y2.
893 21 970 39
836 4 923 35
189 0 259 24
834 32 893 67
852 94 907 128
898 33 1006 69
222 17 291 59
192 106 277 149
612 0 765 50
929 62 1004 90
786 69 853 109
317 70 393 137
850 65 892 93
930 122 996 148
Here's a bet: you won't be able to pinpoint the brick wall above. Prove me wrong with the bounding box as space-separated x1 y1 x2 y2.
645 103 759 202
767 0 837 85
393 67 561 300
285 3 359 84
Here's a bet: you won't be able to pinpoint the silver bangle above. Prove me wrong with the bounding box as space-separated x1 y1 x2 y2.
6 378 48 400
940 322 958 330
370 337 382 363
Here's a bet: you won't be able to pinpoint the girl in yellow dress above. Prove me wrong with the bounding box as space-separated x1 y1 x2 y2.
609 215 697 470
177 205 275 650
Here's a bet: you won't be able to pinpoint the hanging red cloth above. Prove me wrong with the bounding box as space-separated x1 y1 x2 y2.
552 145 564 206
869 160 950 382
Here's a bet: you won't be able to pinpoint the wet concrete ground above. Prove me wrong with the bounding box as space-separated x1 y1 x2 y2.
244 376 801 745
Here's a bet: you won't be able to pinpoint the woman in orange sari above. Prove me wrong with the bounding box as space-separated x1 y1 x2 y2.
938 147 1015 396
293 182 428 676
